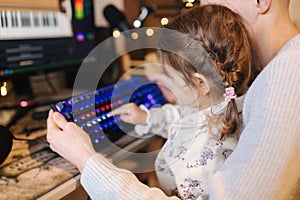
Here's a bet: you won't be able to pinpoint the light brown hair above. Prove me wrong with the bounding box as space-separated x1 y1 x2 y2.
158 5 260 139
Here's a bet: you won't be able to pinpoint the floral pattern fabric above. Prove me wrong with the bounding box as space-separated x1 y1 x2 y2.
135 101 242 200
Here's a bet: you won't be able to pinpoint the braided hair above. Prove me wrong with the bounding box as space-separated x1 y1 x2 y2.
157 5 260 139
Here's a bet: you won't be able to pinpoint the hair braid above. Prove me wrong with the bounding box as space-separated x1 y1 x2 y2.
158 5 261 139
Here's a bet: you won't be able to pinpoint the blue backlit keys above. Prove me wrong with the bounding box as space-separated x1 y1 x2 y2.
51 75 167 146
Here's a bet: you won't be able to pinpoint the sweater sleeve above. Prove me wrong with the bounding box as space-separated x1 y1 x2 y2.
81 154 181 200
135 103 181 139
208 42 300 199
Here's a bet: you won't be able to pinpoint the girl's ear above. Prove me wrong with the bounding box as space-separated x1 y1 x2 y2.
256 0 272 14
193 73 210 95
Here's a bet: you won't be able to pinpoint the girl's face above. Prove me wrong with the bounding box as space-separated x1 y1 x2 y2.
162 65 201 107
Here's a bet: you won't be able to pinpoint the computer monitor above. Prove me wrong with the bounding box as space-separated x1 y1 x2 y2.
0 0 121 108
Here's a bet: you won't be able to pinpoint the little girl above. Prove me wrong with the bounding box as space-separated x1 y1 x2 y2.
110 5 258 199
47 4 259 200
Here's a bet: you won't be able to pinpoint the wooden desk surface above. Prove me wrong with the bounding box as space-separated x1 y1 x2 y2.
37 135 159 200
0 108 159 200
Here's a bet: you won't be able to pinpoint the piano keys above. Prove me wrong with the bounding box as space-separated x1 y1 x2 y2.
0 9 73 40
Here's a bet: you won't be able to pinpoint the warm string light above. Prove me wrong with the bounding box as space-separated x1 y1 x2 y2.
0 82 8 97
146 28 154 37
160 17 169 25
182 0 201 8
185 2 194 7
131 32 139 40
113 29 121 38
112 28 155 40
113 2 200 40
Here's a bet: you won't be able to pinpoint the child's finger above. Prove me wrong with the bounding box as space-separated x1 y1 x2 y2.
109 104 128 116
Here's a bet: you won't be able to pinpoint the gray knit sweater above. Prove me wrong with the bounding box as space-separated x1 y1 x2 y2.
81 34 300 200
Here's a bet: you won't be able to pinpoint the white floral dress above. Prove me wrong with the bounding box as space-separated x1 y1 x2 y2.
135 99 243 200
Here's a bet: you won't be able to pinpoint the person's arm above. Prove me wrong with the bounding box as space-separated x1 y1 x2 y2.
81 153 182 200
47 111 182 200
208 50 300 199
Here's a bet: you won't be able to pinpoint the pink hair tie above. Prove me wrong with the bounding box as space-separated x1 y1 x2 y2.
224 87 237 101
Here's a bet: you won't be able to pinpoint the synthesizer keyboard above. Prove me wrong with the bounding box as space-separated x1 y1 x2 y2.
0 10 72 40
51 75 167 148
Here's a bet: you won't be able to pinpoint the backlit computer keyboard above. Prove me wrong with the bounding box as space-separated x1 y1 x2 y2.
51 75 166 148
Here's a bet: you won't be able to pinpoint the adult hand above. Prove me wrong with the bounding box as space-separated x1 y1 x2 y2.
47 110 96 172
110 103 148 125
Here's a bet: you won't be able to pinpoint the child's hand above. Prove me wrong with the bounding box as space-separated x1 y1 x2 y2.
110 103 148 125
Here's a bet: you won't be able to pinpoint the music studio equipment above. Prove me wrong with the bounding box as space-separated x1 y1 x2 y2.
0 0 74 77
0 0 98 78
103 4 130 32
51 75 167 151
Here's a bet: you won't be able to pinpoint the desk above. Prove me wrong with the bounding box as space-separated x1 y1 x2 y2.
38 135 159 200
0 108 160 200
